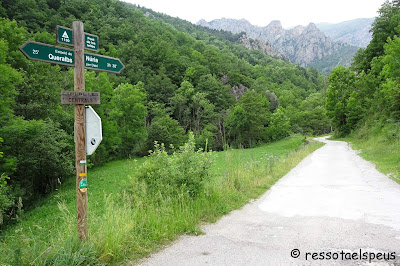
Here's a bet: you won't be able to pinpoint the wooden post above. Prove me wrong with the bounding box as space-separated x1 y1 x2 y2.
73 21 88 240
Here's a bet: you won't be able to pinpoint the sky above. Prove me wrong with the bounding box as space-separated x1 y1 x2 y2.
123 0 385 28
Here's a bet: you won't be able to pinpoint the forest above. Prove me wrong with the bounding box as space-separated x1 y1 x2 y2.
0 0 331 225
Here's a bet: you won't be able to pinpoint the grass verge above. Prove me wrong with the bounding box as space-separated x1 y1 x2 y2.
0 136 323 265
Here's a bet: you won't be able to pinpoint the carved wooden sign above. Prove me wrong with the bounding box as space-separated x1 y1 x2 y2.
61 91 100 105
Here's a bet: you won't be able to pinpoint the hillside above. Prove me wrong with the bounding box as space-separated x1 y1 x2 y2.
197 18 359 73
316 18 374 48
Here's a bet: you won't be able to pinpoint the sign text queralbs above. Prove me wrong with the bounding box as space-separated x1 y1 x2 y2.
19 43 125 74
19 41 74 66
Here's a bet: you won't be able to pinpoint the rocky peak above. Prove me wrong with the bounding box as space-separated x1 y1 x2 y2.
266 20 283 29
265 20 284 38
300 23 330 43
197 19 209 27
289 25 305 37
198 18 255 33
198 18 356 69
304 22 319 32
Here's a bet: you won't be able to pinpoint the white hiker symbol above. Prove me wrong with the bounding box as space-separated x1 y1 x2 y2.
62 31 70 41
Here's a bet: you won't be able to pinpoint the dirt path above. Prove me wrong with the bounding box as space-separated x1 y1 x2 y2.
138 137 400 265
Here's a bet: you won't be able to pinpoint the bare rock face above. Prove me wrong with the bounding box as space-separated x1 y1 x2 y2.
269 21 346 67
220 75 230 86
230 84 249 101
197 18 356 69
290 23 343 66
221 75 249 101
238 33 286 61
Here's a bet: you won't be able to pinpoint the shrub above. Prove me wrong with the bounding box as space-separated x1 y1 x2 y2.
0 164 13 225
133 132 214 197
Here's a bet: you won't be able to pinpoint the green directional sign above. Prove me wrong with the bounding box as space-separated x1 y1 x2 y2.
19 41 74 66
84 34 98 51
57 25 99 52
56 26 73 46
84 53 125 74
19 42 124 73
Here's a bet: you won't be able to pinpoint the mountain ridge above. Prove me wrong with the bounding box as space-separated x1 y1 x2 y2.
316 18 374 48
197 18 360 73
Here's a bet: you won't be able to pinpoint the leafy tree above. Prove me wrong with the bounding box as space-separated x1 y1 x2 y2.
239 90 270 145
0 118 73 204
0 18 27 68
352 1 400 73
0 39 21 124
326 66 356 134
170 80 195 130
171 80 216 133
197 74 234 111
295 93 330 135
15 63 71 125
195 124 218 151
145 71 177 104
266 107 291 141
146 115 186 152
346 91 364 128
265 90 279 112
110 82 147 157
225 105 248 147
86 71 121 164
226 90 270 147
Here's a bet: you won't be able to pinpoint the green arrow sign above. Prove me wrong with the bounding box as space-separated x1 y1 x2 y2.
57 25 99 52
19 41 75 66
84 53 125 74
20 42 124 73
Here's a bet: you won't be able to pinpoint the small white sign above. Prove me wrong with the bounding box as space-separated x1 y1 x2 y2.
85 106 102 155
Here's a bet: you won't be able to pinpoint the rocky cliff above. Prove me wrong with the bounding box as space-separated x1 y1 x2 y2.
197 18 358 71
237 32 286 61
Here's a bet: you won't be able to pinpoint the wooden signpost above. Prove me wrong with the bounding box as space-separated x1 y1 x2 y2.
19 21 124 240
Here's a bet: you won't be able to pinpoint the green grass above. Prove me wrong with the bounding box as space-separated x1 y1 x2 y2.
0 136 323 265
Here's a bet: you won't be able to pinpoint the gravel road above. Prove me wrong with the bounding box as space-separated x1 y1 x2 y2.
138 137 400 265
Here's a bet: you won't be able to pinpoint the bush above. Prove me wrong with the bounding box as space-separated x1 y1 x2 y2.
0 136 13 224
133 132 214 197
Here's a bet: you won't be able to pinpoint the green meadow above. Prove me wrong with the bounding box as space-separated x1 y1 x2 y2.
0 136 323 265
